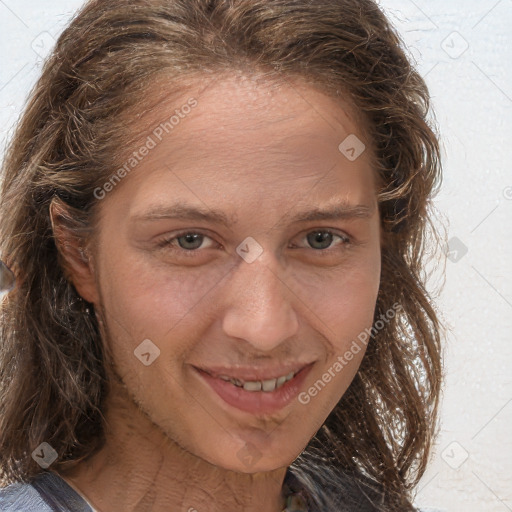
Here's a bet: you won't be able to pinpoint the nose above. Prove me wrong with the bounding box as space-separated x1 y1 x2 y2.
221 253 299 352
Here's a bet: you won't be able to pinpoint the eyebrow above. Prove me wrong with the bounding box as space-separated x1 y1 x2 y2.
285 202 374 223
131 200 374 227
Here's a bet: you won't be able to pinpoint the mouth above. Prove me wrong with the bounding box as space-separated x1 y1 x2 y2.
192 362 315 415
200 368 300 392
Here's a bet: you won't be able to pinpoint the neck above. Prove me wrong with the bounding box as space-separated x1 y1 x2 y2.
58 381 288 512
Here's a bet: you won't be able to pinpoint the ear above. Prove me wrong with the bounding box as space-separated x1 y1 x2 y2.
49 196 100 305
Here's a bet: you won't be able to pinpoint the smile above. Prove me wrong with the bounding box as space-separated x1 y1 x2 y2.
193 363 315 415
211 370 297 392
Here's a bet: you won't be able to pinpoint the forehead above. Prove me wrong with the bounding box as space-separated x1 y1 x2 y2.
108 73 377 217
156 72 361 137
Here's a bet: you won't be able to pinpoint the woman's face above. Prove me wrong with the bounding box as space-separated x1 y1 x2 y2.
81 74 381 473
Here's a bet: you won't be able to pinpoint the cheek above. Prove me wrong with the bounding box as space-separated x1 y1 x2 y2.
97 247 229 344
290 252 381 341
294 262 380 417
93 248 235 408
95 251 227 421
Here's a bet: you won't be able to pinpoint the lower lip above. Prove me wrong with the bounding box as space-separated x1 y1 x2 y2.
194 364 314 415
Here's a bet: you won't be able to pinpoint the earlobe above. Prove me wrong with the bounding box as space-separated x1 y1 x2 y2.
49 196 99 305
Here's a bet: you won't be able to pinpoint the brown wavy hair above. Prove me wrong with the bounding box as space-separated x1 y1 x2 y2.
0 0 444 510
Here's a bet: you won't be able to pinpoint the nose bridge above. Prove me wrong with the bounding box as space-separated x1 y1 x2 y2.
221 254 299 351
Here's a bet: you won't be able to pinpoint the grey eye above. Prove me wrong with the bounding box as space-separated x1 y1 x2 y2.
176 233 205 250
306 231 336 250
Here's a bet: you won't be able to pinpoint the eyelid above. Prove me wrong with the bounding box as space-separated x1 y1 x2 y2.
292 229 352 249
155 229 219 250
155 227 353 253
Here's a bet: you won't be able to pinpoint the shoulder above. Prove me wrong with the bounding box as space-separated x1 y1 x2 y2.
0 478 53 511
0 471 93 512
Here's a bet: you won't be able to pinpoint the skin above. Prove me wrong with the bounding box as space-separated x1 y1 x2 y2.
54 73 382 512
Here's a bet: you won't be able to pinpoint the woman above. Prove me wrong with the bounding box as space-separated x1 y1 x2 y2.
0 0 444 510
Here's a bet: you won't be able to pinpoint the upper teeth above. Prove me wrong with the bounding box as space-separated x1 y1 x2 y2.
218 371 296 392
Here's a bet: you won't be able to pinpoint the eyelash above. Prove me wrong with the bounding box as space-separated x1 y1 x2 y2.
155 229 352 256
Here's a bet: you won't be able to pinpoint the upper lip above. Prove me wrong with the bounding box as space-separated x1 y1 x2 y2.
193 362 314 382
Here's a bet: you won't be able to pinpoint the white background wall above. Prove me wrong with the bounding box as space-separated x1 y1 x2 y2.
1 1 511 511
